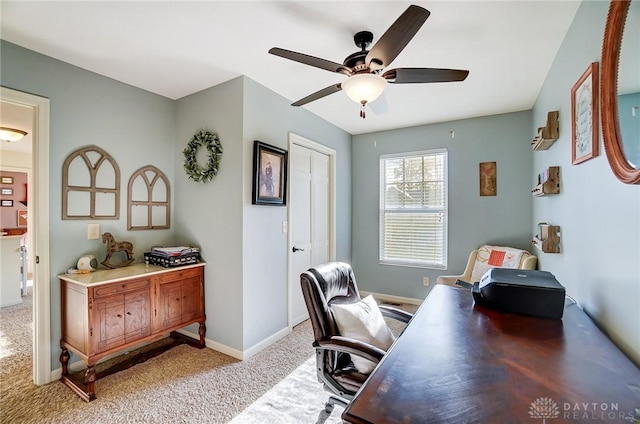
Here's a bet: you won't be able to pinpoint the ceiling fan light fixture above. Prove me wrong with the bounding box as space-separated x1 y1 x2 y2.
341 73 387 105
0 127 28 142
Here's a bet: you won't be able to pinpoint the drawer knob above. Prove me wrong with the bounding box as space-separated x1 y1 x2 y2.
126 311 132 315
117 314 122 318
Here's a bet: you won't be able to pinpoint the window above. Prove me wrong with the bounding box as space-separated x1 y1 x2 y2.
379 149 447 269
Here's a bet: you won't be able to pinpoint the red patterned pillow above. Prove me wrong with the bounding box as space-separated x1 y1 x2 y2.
488 250 506 266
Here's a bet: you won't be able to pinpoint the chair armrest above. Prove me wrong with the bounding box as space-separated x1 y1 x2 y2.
315 336 386 363
436 275 464 286
521 254 538 270
437 250 479 285
379 305 413 323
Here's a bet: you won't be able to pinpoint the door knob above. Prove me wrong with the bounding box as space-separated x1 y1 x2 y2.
292 246 305 253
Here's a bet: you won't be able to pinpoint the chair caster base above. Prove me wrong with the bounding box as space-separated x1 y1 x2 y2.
326 394 349 412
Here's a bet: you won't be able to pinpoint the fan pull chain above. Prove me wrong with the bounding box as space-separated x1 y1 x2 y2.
359 101 367 119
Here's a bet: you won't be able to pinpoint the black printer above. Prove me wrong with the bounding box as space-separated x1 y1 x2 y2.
471 268 566 319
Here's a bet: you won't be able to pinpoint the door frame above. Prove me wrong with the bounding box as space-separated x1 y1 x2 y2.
1 87 51 385
287 132 336 329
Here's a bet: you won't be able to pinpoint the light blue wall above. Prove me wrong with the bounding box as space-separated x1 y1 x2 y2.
3 0 638 370
241 77 352 349
175 78 245 351
1 41 177 368
1 39 350 365
352 111 533 300
532 0 639 364
149 75 353 353
619 92 640 167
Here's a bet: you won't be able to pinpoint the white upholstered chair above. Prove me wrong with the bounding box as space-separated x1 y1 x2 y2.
437 245 537 286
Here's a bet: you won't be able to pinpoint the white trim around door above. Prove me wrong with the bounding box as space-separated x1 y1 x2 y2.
1 87 51 385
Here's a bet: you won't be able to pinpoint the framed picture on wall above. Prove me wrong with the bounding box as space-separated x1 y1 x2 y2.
1 188 12 195
571 62 599 165
1 176 14 184
479 162 497 196
252 140 288 206
1 200 13 207
17 210 28 226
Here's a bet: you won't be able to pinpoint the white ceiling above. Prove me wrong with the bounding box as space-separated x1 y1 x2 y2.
0 102 33 154
0 1 581 136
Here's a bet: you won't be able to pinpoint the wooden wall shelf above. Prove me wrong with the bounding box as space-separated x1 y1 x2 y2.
532 224 561 253
531 111 559 151
532 166 560 197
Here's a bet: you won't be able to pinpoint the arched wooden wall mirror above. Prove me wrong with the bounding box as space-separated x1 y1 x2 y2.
601 0 640 184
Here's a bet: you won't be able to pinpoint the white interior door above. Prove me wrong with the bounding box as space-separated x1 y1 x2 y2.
289 135 334 327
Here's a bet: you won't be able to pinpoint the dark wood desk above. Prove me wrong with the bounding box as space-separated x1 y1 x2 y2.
342 285 640 423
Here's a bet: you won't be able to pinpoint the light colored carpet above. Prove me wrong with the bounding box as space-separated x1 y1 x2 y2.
0 289 416 423
229 357 342 424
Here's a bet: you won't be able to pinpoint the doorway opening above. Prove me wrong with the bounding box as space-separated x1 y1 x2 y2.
0 87 51 385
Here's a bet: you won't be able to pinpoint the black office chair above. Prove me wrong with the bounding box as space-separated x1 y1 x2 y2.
300 262 412 412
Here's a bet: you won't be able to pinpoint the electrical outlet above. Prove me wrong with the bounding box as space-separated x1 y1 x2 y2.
282 221 288 233
423 277 430 286
87 224 100 240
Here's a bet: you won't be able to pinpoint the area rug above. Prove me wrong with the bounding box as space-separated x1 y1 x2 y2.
229 356 343 424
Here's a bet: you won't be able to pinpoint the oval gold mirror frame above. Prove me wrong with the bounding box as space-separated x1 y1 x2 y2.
601 0 640 184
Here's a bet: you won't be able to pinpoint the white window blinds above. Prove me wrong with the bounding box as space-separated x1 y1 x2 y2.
379 149 448 269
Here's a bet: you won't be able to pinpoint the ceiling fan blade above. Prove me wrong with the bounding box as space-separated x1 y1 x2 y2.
292 83 343 106
366 5 431 70
269 48 352 75
383 68 469 84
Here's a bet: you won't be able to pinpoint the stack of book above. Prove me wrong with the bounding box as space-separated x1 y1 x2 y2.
143 246 200 267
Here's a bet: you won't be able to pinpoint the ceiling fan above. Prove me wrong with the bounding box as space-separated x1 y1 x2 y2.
269 5 469 118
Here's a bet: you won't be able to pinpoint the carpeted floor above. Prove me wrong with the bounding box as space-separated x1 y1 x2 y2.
229 357 342 424
0 289 416 423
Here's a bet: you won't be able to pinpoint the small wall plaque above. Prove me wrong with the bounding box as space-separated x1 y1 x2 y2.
480 162 497 196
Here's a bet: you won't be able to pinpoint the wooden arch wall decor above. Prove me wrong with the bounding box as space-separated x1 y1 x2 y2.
62 145 120 220
127 165 171 230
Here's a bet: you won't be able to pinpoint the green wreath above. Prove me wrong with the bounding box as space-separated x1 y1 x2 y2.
183 130 223 183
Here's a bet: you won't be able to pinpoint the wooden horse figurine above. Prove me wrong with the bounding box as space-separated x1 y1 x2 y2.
101 232 135 269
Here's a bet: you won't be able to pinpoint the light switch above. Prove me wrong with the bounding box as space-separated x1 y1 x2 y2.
88 224 100 240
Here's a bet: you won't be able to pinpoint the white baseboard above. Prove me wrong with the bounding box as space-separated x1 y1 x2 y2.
239 326 291 360
360 290 423 306
0 299 23 308
175 328 244 360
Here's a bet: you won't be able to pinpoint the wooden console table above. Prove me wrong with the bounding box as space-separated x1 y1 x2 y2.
59 262 206 401
343 284 640 423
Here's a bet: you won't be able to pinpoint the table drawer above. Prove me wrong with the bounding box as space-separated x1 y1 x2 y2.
94 279 150 298
158 267 201 283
